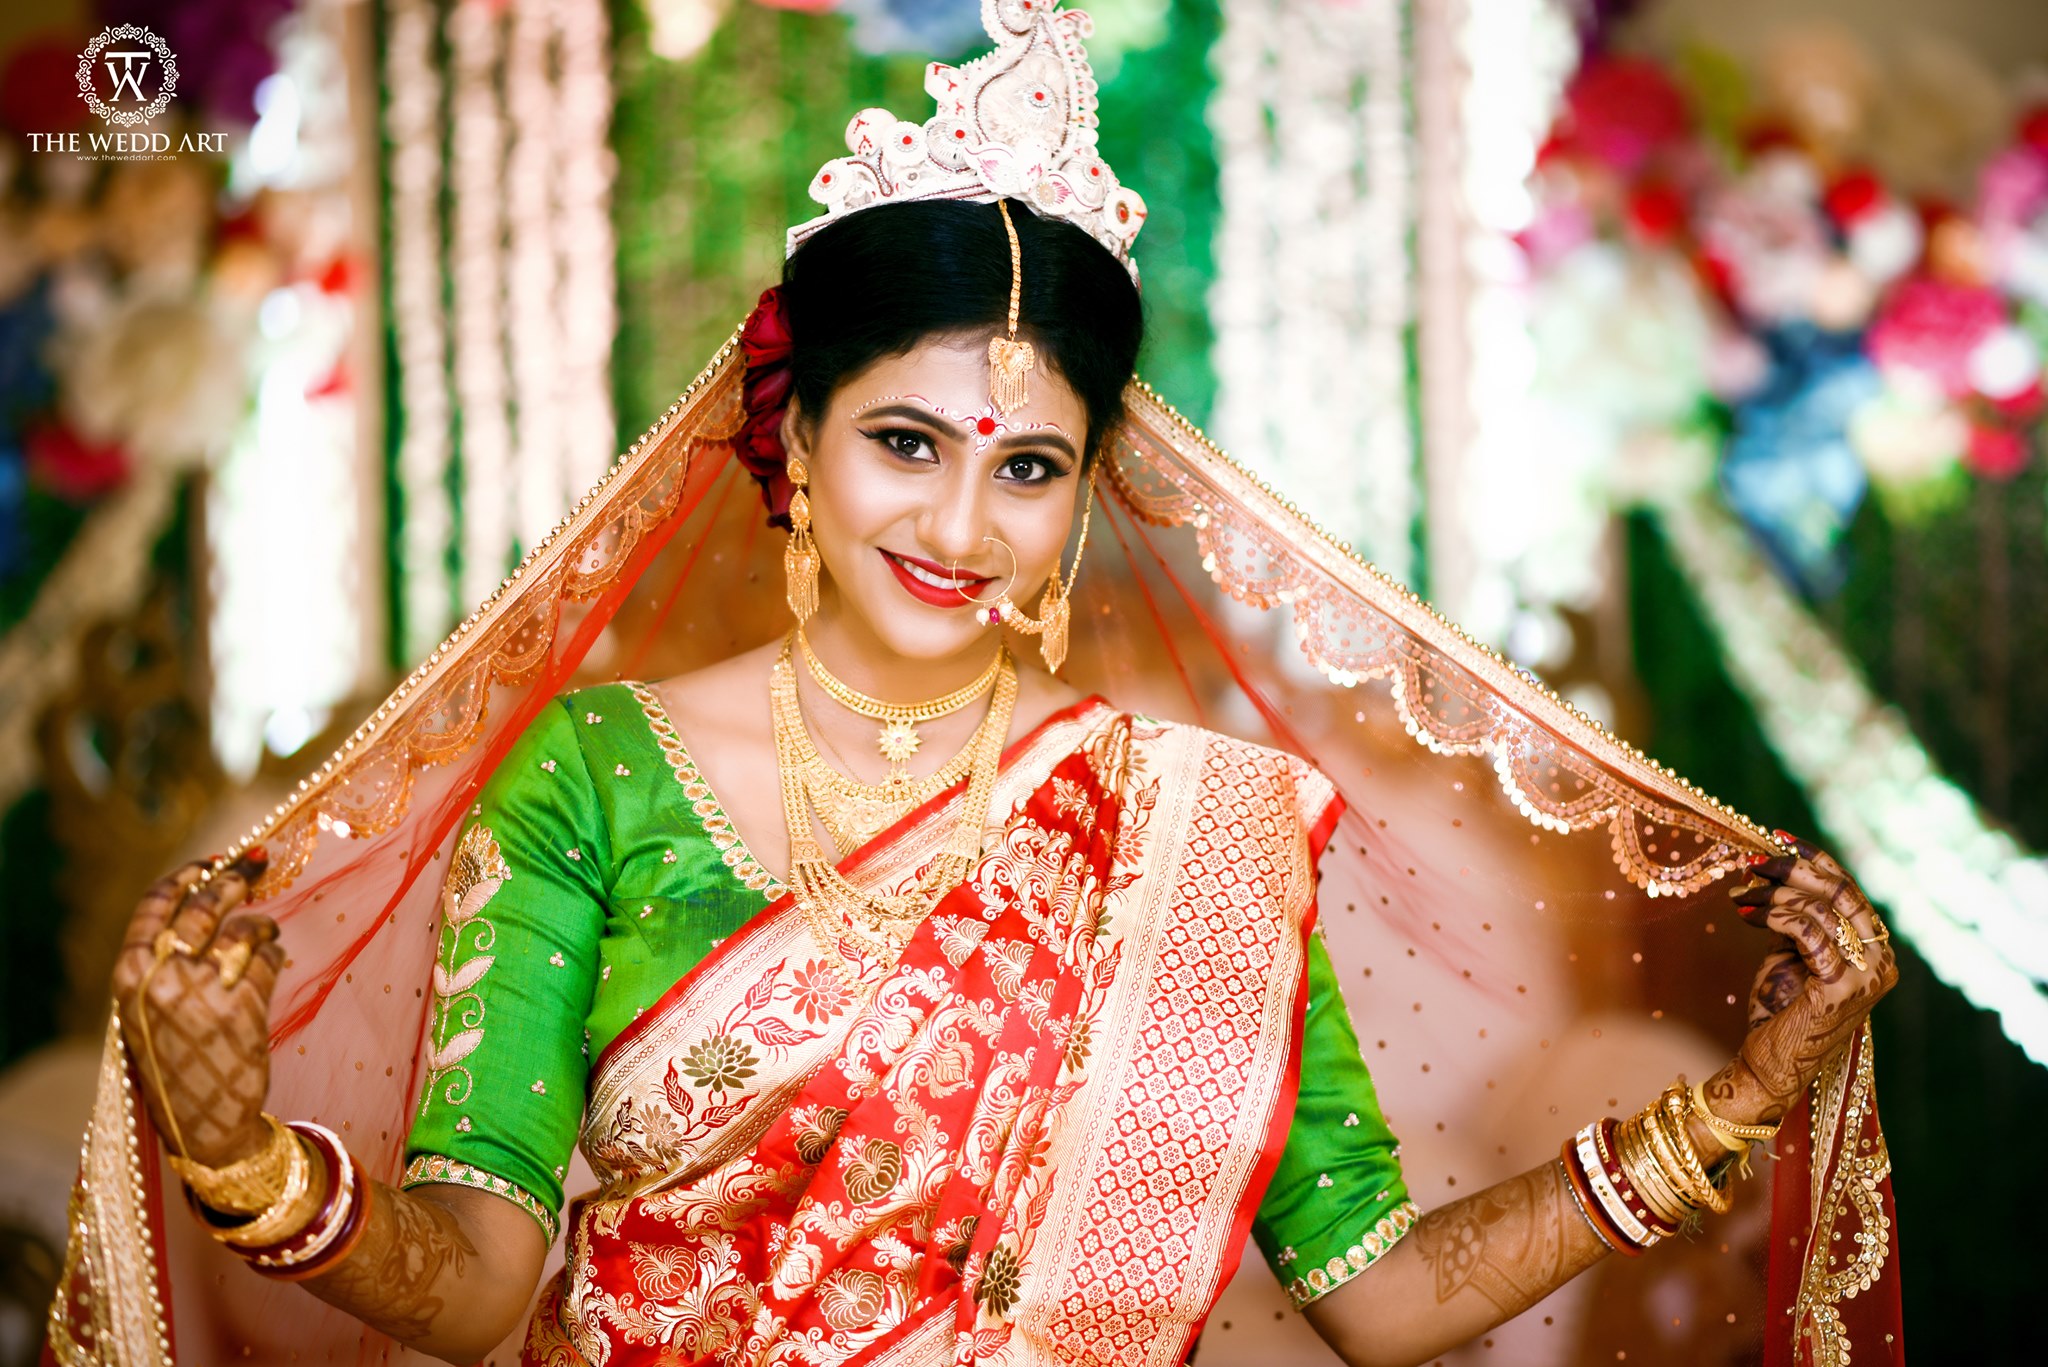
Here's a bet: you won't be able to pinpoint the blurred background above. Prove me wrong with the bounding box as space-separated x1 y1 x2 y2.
1 0 2044 1361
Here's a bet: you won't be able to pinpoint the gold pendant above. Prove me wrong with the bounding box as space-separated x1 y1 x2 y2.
987 335 1036 416
877 718 921 767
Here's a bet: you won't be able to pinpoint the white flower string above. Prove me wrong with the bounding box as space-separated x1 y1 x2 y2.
553 0 620 502
1654 488 2048 1063
451 0 515 614
1414 0 1579 648
386 0 456 662
205 2 371 776
1207 0 1418 585
386 0 616 658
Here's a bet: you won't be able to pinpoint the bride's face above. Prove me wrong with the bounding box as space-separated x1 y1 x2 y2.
787 333 1089 665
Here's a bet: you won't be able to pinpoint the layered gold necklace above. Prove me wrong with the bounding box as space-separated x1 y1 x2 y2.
771 633 1017 984
796 627 1002 779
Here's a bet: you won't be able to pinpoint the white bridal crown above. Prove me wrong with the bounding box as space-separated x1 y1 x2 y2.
785 0 1148 279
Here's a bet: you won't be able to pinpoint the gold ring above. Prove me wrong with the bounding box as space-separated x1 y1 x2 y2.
1829 910 1869 973
211 939 254 989
1860 922 1891 946
152 928 198 962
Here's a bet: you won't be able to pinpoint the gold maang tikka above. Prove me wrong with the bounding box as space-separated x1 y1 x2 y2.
987 201 1035 416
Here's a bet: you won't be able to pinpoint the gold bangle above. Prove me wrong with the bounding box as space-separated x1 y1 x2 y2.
1690 1079 1778 1148
1615 1115 1690 1227
1650 1087 1733 1215
170 1114 296 1216
215 1132 318 1248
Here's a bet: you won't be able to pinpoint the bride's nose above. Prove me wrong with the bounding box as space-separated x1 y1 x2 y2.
915 460 993 565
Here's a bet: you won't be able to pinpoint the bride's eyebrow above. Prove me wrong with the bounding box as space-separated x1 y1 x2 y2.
849 399 960 433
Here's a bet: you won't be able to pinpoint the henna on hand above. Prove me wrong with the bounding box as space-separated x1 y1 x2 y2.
1721 843 1897 1122
306 1182 477 1343
112 851 282 1166
1408 1164 1585 1313
1305 1161 1611 1367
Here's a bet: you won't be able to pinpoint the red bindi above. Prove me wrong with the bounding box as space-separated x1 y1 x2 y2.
976 416 998 436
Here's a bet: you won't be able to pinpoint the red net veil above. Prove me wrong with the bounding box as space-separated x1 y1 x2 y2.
49 339 1900 1367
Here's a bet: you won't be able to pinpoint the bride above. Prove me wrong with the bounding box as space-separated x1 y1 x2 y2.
56 5 1898 1365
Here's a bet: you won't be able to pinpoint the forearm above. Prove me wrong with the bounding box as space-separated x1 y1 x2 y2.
301 1180 541 1362
1304 1160 1609 1367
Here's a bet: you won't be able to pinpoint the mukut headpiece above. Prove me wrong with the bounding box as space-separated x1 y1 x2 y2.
785 0 1148 281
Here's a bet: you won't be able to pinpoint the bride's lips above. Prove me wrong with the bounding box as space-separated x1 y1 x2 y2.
880 550 995 609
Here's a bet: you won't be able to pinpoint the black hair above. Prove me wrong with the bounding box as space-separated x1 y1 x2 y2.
780 198 1143 466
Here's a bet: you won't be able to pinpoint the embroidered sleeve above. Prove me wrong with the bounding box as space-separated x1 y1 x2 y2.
401 697 610 1243
1251 931 1421 1308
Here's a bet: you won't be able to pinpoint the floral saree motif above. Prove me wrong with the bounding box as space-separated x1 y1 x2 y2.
523 701 1337 1366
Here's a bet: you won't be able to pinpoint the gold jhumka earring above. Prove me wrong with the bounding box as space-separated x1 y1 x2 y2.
978 475 1094 674
784 453 820 622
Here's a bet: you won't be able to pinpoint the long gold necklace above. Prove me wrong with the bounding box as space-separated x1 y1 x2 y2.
771 637 1016 986
796 627 1003 780
798 719 983 856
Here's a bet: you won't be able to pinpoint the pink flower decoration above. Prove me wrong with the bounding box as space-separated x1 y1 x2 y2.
1866 279 2007 396
1978 148 2048 236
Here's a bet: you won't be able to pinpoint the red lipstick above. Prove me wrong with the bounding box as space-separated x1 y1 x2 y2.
879 550 995 609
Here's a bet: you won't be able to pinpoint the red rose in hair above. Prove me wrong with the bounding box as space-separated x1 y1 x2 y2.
739 286 797 526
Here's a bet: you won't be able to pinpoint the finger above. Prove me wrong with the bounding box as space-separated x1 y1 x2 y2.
208 915 280 991
1743 854 1798 883
1734 879 1808 926
1771 829 1821 861
166 849 268 955
1766 903 1848 984
116 863 211 988
241 939 288 1003
1777 862 1880 934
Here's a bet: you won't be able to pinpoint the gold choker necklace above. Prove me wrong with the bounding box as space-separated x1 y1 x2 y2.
795 627 1004 780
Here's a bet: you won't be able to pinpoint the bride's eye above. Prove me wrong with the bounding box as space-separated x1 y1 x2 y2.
998 455 1056 484
863 428 935 461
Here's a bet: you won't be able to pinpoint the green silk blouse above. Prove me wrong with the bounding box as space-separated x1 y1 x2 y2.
402 683 1418 1308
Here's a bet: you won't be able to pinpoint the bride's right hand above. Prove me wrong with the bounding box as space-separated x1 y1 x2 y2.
111 849 283 1169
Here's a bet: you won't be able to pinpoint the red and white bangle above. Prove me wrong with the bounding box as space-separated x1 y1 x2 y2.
1591 1118 1676 1244
1558 1130 1631 1255
1563 1121 1663 1255
240 1123 371 1280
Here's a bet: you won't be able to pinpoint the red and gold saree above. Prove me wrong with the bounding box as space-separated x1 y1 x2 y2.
49 336 1901 1366
523 702 1335 1365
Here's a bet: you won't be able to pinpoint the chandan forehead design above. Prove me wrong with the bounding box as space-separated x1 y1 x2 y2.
854 394 1074 456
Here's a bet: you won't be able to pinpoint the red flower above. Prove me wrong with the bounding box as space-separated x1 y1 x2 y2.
738 286 796 525
1964 422 2030 480
1556 57 1689 175
0 36 92 135
2021 106 2048 155
1624 182 1686 244
1823 170 1885 227
25 422 130 502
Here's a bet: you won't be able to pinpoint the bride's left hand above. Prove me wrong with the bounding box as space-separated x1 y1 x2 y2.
1718 834 1898 1121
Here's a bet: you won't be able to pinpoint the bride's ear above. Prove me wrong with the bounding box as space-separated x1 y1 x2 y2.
779 402 812 464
